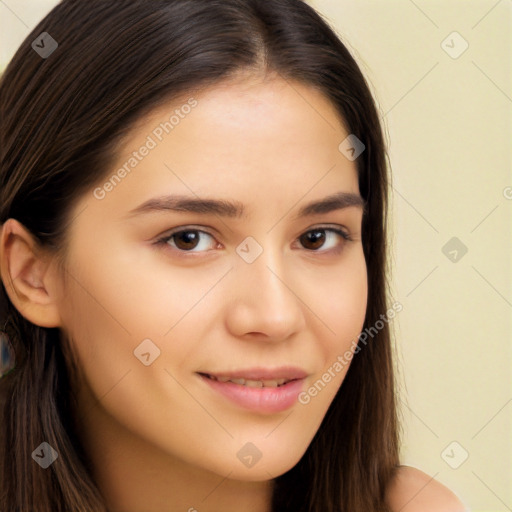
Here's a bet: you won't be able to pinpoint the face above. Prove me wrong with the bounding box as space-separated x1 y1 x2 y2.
54 75 367 482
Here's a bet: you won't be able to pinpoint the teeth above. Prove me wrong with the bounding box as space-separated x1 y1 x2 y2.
208 375 289 388
244 379 264 388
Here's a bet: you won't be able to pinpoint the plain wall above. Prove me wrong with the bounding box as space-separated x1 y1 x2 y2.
1 1 511 510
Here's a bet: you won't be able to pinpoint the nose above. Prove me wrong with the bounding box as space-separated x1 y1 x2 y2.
224 244 307 342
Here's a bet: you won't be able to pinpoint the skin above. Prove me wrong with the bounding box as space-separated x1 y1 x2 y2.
0 74 466 512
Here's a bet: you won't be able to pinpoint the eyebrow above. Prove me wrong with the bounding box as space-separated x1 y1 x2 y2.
126 191 366 220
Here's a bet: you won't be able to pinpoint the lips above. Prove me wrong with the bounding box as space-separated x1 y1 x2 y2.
197 367 308 413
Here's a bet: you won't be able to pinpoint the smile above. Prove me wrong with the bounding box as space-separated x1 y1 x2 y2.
203 374 292 388
197 368 308 414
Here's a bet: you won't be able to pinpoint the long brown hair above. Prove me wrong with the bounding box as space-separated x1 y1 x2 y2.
0 0 399 510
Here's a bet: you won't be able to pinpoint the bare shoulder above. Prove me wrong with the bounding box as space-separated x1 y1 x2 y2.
386 466 468 512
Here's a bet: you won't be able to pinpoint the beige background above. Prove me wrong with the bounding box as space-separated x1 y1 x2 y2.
1 1 511 510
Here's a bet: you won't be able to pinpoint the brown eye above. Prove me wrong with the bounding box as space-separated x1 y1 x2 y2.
159 229 217 253
298 227 351 252
172 230 201 250
300 229 326 250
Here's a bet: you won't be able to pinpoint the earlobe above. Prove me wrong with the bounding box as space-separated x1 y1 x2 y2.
0 219 62 328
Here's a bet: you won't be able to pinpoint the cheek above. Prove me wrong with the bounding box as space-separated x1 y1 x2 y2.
63 245 226 340
320 247 368 349
57 254 227 393
300 248 367 404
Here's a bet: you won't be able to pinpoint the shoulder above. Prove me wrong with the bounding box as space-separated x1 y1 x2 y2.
385 465 468 512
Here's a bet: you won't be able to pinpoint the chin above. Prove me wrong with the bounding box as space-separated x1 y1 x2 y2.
230 437 309 482
187 436 309 483
225 456 302 482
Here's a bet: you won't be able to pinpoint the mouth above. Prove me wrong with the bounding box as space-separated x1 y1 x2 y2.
199 373 297 388
196 367 308 414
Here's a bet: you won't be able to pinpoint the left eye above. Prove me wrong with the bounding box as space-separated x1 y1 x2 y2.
297 227 351 251
156 226 351 254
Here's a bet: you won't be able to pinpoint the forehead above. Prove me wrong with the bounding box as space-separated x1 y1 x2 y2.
75 76 360 225
120 74 351 160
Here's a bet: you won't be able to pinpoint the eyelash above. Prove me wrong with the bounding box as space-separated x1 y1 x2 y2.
154 225 353 257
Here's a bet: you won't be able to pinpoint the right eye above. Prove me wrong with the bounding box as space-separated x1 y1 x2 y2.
156 228 219 254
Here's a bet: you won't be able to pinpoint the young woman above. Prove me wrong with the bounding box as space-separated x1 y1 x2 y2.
0 0 466 510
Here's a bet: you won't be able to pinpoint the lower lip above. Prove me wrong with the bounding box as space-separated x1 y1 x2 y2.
199 374 305 414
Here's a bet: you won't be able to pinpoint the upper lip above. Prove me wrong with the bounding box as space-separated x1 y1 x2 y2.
198 366 308 382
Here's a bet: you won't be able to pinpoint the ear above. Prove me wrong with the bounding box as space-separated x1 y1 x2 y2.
0 218 62 328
